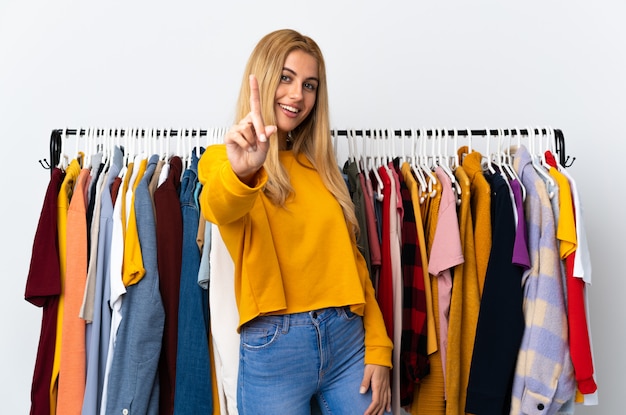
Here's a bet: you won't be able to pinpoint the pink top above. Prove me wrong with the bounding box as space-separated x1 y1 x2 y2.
428 167 464 397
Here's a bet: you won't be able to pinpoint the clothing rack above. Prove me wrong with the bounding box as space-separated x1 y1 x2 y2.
43 127 574 174
44 128 216 172
330 128 572 168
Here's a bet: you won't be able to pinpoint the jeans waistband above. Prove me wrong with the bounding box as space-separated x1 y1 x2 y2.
255 307 351 331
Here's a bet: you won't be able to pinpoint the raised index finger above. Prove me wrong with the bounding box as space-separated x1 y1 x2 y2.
249 74 267 142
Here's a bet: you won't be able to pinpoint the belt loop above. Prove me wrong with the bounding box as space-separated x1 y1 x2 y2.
282 314 290 334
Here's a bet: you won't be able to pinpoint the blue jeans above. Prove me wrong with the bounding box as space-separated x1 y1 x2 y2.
238 307 382 414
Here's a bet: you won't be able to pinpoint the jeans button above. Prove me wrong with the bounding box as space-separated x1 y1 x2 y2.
312 311 318 319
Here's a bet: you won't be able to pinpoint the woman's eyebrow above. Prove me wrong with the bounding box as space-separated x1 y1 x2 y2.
282 67 319 83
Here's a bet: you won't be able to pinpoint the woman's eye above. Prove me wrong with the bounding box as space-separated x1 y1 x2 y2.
280 75 290 82
304 82 317 91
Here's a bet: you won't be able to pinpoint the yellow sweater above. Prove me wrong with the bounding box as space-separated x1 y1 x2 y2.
198 145 392 367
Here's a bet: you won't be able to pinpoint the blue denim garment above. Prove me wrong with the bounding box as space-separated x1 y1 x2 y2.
106 154 165 415
82 148 121 414
174 149 213 414
237 307 391 415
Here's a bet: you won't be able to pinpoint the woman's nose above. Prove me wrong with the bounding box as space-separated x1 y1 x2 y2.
289 83 302 99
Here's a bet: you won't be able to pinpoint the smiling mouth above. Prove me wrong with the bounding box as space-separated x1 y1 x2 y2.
279 104 300 114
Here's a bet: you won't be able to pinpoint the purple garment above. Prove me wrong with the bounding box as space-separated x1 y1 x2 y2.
510 179 531 270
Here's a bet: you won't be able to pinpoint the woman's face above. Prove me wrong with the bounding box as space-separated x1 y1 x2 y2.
273 49 319 141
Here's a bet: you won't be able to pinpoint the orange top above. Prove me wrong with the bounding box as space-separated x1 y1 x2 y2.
56 168 90 413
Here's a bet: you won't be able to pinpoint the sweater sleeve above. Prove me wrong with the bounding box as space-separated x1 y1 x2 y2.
351 235 394 368
198 145 267 225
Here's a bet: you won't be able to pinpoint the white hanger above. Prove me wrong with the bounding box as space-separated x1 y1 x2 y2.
186 128 192 159
182 128 191 170
159 128 167 160
142 128 149 159
131 128 139 160
109 128 116 163
204 127 211 148
111 129 119 161
143 128 150 159
378 129 385 166
347 129 356 164
377 129 389 168
109 129 117 165
387 128 395 164
451 129 460 171
166 128 174 160
349 130 362 173
367 130 384 200
150 128 157 158
55 128 66 170
539 127 553 170
135 128 143 160
457 127 472 165
428 129 437 171
485 128 496 174
73 128 82 168
377 129 387 167
503 128 527 201
103 128 110 161
527 126 555 198
493 128 505 174
130 128 137 162
194 128 202 160
92 127 100 166
155 128 162 157
372 130 381 168
208 127 216 147
133 127 142 162
120 128 128 169
216 126 222 146
400 129 407 165
443 128 453 170
545 126 565 171
176 128 183 159
410 128 428 199
84 127 94 170
113 128 125 177
439 128 457 178
93 128 101 165
358 129 367 173
151 128 158 158
221 127 228 146
101 128 111 167
440 128 461 202
419 128 437 198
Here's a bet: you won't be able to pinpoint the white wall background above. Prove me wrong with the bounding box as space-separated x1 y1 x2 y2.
1 1 624 413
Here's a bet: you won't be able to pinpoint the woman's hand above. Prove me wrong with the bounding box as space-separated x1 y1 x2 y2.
361 364 391 415
224 74 276 184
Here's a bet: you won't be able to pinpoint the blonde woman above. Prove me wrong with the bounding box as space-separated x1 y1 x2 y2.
198 29 392 415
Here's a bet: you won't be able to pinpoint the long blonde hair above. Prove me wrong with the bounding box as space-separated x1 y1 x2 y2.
235 29 359 235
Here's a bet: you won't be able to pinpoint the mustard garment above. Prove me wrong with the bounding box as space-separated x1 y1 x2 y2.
122 157 147 286
410 178 446 415
52 158 81 415
458 147 491 296
198 145 392 367
445 166 481 415
401 163 437 356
